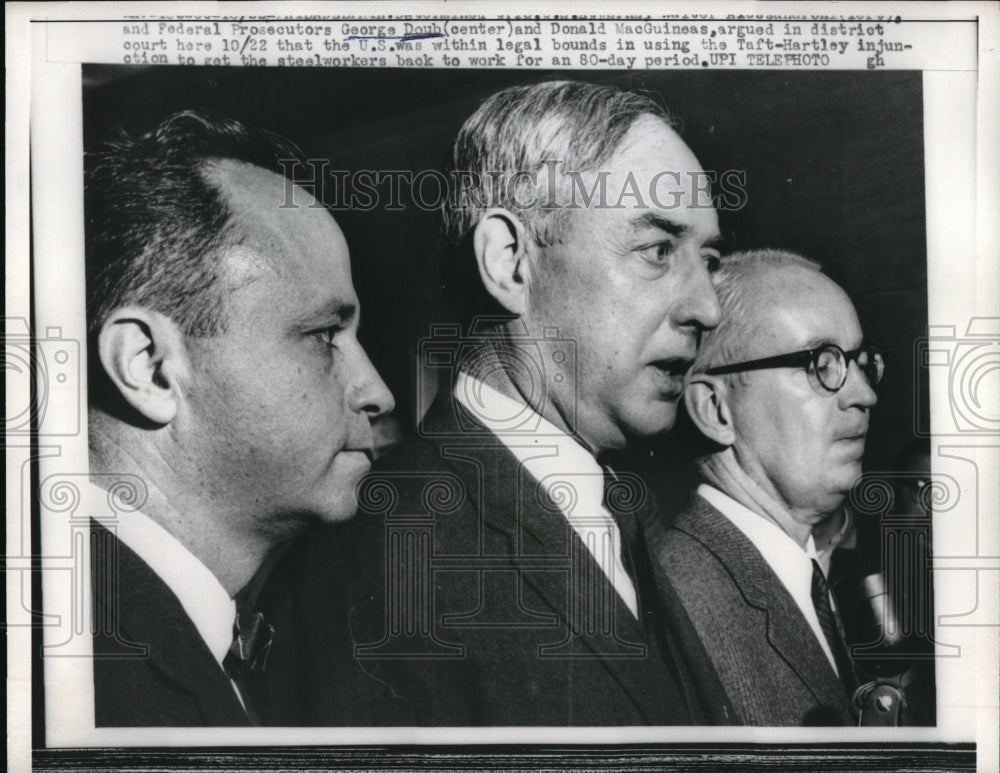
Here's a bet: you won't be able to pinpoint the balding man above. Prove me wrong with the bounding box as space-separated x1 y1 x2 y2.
85 112 395 725
655 249 883 725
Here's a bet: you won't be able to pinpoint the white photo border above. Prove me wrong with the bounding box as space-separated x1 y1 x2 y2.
6 1 998 771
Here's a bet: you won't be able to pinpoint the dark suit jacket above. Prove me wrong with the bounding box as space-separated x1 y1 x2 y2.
245 517 420 726
90 521 250 726
255 391 730 725
654 495 856 725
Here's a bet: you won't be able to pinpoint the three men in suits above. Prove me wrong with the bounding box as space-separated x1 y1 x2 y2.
656 249 883 725
255 79 730 724
85 112 394 725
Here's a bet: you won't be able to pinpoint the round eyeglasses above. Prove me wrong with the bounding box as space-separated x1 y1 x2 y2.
703 343 886 393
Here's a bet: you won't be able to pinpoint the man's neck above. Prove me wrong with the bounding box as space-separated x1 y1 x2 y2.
701 450 822 548
471 341 579 435
89 420 268 596
813 506 848 554
469 330 609 458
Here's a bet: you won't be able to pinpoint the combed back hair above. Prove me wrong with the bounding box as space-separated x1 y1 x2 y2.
692 249 824 384
442 80 675 250
441 80 676 327
85 110 306 341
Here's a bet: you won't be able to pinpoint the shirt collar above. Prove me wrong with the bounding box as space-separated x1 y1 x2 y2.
698 482 819 589
453 372 639 618
453 370 603 501
87 481 236 665
697 483 838 671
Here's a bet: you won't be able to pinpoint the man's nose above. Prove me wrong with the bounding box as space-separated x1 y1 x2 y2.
839 359 878 410
348 345 395 418
674 254 722 332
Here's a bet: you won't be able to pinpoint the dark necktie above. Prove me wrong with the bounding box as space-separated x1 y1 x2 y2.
602 468 709 721
223 610 274 723
811 558 858 699
602 469 657 624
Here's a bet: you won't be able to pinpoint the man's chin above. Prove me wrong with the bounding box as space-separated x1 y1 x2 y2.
314 493 361 524
840 456 864 479
826 464 864 504
313 469 369 524
625 401 678 439
325 452 374 499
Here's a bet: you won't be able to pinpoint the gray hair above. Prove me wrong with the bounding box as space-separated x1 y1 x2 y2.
693 249 824 384
441 80 675 250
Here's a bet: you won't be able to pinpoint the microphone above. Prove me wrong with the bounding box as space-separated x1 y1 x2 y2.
833 572 907 725
833 568 936 726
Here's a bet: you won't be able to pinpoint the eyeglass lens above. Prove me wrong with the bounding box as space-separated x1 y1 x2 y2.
813 346 884 391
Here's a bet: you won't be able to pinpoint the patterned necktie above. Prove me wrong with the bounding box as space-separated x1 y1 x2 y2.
223 611 274 723
810 558 858 699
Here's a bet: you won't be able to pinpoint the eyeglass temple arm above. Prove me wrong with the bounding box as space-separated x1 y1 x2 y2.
703 351 811 376
703 344 888 377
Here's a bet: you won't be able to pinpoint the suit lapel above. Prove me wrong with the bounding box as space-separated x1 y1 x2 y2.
423 391 671 719
508 465 649 654
674 498 852 717
92 522 250 725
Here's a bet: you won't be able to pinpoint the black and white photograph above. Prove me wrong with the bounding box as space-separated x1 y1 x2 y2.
6 2 998 771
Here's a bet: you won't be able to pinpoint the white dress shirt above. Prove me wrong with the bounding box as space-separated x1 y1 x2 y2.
88 482 236 669
697 483 840 673
454 372 639 618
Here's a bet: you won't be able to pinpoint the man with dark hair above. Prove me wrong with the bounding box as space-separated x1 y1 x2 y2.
85 111 395 726
258 80 730 725
656 249 883 725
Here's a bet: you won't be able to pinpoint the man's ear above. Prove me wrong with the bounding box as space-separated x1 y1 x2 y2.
685 373 736 447
472 209 532 316
96 307 190 426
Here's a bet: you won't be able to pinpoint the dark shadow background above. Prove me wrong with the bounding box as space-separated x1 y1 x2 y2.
82 65 928 479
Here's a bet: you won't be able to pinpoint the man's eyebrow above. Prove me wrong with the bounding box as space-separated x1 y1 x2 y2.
296 301 357 326
630 213 726 249
631 212 689 237
703 233 728 251
802 336 863 350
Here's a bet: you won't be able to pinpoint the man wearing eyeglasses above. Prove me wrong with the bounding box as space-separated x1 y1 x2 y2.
654 248 883 725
